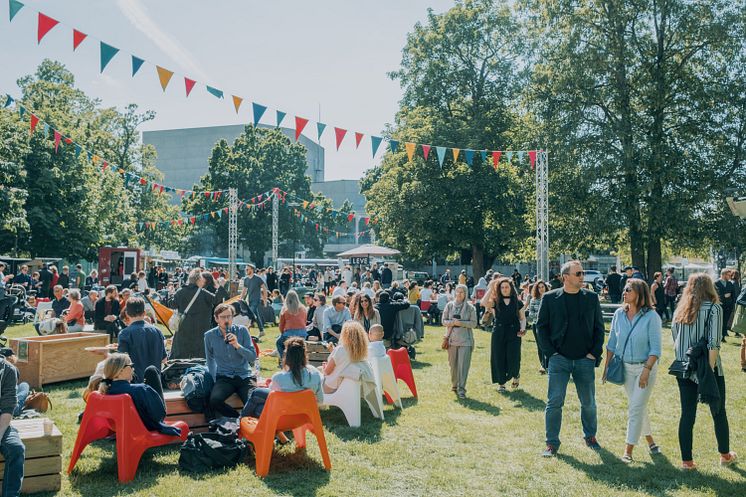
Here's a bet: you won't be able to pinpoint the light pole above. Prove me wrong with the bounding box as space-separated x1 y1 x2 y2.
287 202 300 286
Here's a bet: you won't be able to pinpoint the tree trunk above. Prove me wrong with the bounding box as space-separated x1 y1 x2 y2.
472 245 486 280
646 237 662 282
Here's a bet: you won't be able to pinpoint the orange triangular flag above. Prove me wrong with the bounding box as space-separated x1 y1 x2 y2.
452 148 460 162
405 142 416 162
232 95 243 114
156 66 174 91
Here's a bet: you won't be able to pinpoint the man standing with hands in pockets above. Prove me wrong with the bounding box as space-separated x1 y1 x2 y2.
537 260 605 457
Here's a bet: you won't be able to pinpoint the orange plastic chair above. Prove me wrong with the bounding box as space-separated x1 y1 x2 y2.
386 347 418 401
68 392 188 483
239 390 331 477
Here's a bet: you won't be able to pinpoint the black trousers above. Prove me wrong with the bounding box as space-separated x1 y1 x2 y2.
722 306 734 337
490 323 521 385
209 375 255 418
677 373 729 461
142 365 165 409
531 324 546 369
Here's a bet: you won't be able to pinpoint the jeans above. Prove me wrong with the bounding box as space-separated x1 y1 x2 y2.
248 302 264 333
13 382 30 417
1 426 24 497
622 363 657 445
545 354 597 448
677 373 729 461
276 328 307 362
209 375 255 418
241 387 270 418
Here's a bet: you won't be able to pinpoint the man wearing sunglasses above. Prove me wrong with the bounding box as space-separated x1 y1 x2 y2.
537 260 605 457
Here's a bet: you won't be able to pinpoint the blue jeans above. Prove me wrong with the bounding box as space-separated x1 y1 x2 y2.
545 354 597 448
13 382 30 416
248 302 264 333
276 329 307 362
241 387 270 418
1 426 25 497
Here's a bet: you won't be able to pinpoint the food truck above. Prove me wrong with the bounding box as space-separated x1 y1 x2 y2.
98 247 142 286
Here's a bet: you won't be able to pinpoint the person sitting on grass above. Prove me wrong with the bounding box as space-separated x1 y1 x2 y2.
118 297 167 384
92 353 181 436
241 337 324 418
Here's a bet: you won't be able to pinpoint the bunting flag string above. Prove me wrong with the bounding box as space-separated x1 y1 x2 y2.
7 1 543 168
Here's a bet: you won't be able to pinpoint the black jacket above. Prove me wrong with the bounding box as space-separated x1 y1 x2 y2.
686 339 721 410
715 279 735 309
536 288 605 366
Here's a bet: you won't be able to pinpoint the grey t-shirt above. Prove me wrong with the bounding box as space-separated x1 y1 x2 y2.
243 275 265 304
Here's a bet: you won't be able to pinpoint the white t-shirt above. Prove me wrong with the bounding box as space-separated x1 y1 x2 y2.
137 278 148 293
368 341 386 358
332 286 346 298
420 288 433 302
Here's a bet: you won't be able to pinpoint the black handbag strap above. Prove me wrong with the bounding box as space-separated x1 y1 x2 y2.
617 310 645 362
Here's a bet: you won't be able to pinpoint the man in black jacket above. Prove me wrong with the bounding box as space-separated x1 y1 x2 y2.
605 266 622 303
536 260 605 457
715 268 735 339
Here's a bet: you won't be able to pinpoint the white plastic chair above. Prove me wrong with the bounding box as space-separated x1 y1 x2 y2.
323 377 383 427
369 355 402 408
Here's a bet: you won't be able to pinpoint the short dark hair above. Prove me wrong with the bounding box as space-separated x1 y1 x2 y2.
125 297 146 317
332 295 346 306
315 293 326 305
213 302 235 318
105 285 118 296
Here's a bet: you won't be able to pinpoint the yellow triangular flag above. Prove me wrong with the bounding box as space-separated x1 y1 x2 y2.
302 200 309 209
452 148 460 162
405 142 416 162
156 66 174 91
232 95 243 114
91 154 100 164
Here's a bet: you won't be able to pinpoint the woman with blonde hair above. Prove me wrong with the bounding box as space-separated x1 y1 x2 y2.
322 321 370 393
671 273 736 469
482 277 526 392
94 353 182 436
276 290 307 364
352 293 381 332
602 278 662 463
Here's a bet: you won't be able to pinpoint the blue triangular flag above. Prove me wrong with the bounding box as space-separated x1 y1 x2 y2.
217 210 222 218
9 0 24 22
203 214 209 221
131 55 145 76
435 146 446 167
317 122 327 140
252 103 266 125
100 42 120 73
43 123 49 138
3 94 13 108
465 149 474 166
74 144 82 158
276 110 286 127
389 139 399 153
518 151 525 163
18 105 25 118
371 136 382 157
506 151 514 162
86 151 92 161
206 86 224 99
480 150 487 162
138 222 143 230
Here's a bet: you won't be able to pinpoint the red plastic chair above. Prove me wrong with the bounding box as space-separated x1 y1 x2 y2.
385 347 418 401
419 301 432 312
239 390 331 477
68 392 188 483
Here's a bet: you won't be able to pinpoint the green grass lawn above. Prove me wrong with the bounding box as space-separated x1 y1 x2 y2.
3 322 746 496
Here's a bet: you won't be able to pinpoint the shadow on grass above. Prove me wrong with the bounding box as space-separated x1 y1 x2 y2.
321 401 404 443
261 450 331 495
502 389 545 412
457 396 500 416
559 446 745 497
410 359 432 370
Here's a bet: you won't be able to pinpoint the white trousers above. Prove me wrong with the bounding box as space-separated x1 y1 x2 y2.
623 362 657 445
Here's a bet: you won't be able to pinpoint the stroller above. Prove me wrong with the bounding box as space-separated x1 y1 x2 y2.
5 285 36 325
231 299 258 331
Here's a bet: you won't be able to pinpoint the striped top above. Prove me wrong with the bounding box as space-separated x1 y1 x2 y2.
671 301 723 377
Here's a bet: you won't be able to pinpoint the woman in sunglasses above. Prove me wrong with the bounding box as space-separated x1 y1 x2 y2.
92 352 181 436
352 293 381 332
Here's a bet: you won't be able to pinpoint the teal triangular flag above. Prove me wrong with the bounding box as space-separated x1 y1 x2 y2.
389 139 399 153
18 105 25 118
317 122 327 140
276 110 286 127
371 136 382 156
3 94 13 108
435 146 446 166
465 149 474 166
43 123 49 138
518 151 525 163
138 222 143 230
131 55 145 76
252 103 266 125
100 42 120 73
86 152 92 161
480 150 487 162
217 210 222 218
74 144 82 158
9 0 24 22
206 86 224 99
506 151 514 162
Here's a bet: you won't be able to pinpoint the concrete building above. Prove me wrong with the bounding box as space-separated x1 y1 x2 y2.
311 179 372 255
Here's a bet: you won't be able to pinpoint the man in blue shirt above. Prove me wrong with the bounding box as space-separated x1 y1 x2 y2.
322 296 352 344
205 303 257 418
118 297 167 384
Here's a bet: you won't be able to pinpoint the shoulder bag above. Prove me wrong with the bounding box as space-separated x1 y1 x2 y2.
168 288 201 332
668 305 713 378
606 311 644 385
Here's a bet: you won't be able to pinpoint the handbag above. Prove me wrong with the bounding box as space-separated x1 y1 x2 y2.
24 391 52 413
606 312 644 385
178 432 250 473
668 305 714 378
168 288 201 332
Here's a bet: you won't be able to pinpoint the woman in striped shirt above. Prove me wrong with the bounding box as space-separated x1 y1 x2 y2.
671 273 736 470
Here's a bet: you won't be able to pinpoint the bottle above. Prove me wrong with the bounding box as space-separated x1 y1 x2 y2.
253 359 262 383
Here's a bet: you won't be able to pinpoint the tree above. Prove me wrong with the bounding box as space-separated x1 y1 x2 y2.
0 105 30 255
363 0 533 278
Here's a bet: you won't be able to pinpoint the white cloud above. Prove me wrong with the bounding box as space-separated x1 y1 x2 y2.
116 0 209 81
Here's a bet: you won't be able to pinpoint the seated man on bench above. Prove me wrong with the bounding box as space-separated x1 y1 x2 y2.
1 349 24 497
118 297 167 384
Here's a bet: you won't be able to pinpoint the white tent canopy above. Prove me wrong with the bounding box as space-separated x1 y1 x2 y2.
337 244 401 258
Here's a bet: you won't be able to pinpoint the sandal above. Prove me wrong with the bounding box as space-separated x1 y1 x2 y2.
511 379 520 389
649 443 662 455
498 385 507 393
621 454 633 464
681 461 697 471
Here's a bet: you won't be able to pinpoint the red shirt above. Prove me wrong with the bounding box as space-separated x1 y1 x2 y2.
279 309 307 333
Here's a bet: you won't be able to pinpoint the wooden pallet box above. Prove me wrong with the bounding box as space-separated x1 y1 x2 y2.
9 333 110 389
0 419 62 495
305 341 331 367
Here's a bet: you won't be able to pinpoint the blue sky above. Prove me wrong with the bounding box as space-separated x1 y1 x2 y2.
3 0 456 180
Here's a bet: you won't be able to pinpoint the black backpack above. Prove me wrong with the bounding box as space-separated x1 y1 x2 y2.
160 358 206 389
181 365 214 413
178 432 250 473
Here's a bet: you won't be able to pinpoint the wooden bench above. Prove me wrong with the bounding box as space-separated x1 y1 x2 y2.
164 390 243 433
306 341 330 368
0 419 62 494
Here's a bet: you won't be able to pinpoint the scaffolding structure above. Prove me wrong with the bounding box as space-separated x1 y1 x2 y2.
535 150 549 281
227 187 238 280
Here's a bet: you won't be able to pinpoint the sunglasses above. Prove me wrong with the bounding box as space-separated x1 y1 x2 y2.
124 363 135 369
573 271 585 277
623 287 634 293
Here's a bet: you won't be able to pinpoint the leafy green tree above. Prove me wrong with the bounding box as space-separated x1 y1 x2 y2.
0 105 30 255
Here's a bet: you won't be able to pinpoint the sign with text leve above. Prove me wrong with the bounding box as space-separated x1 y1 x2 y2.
349 256 369 266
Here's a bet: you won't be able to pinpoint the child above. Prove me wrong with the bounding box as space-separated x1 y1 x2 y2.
368 324 386 358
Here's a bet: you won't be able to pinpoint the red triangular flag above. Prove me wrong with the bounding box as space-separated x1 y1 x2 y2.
178 219 184 226
364 217 370 225
334 127 347 150
139 178 147 185
204 192 211 198
178 190 186 198
38 13 59 44
422 144 431 160
190 217 196 225
295 116 309 141
152 183 159 191
102 161 108 171
492 151 502 170
64 137 72 144
29 114 39 134
355 132 364 149
184 78 196 97
315 223 319 231
347 213 354 222
159 185 164 194
215 191 222 201
528 150 537 169
53 130 61 152
73 29 87 51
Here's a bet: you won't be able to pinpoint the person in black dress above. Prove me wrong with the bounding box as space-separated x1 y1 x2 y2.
650 272 667 319
482 277 526 392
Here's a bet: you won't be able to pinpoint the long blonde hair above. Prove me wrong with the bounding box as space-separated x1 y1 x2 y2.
282 289 305 315
97 353 131 394
340 321 369 362
673 273 720 325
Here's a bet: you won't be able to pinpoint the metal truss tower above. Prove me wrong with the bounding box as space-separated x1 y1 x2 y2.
535 150 549 281
228 187 238 280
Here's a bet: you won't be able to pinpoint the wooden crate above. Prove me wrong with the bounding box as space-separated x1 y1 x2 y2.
9 333 110 389
164 390 243 433
0 418 62 495
305 341 331 368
